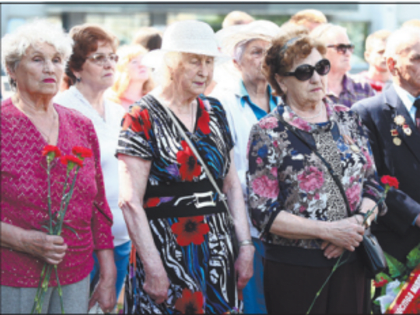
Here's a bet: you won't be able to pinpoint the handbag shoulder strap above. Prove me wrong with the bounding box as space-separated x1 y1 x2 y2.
160 99 234 223
277 116 352 217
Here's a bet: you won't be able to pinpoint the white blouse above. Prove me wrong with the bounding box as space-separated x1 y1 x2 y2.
55 86 129 246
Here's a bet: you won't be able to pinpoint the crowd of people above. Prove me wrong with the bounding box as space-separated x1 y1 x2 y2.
1 7 419 314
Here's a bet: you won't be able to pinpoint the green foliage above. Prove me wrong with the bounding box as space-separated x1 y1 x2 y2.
384 252 407 279
406 243 420 270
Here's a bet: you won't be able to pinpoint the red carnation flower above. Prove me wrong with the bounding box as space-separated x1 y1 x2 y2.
72 146 93 158
196 99 211 135
373 277 389 288
370 83 383 93
60 155 83 168
144 197 160 208
177 141 201 181
175 288 204 314
42 145 61 158
380 175 399 189
171 216 210 246
122 106 152 140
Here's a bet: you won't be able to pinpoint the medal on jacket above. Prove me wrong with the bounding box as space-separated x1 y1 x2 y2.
390 128 401 146
394 115 405 126
403 124 412 136
393 137 402 146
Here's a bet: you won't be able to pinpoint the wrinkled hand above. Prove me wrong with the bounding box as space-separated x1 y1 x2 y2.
143 261 170 304
325 216 364 252
23 230 68 265
88 276 116 313
321 242 345 259
234 245 254 290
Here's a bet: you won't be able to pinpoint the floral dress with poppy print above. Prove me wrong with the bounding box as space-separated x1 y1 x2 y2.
117 94 240 314
247 100 387 264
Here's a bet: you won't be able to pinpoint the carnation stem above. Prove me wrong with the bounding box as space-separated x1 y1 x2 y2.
31 263 47 314
55 167 80 236
307 184 390 314
54 265 65 314
47 162 53 233
307 254 344 314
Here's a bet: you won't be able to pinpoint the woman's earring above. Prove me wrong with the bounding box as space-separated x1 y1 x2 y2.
76 77 81 83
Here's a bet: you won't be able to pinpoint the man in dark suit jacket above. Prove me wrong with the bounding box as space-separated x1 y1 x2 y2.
353 27 420 264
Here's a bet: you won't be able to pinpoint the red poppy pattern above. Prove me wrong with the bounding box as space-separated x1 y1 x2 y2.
42 145 61 158
171 216 210 246
177 141 201 181
197 99 211 135
174 288 204 314
118 95 238 314
122 106 152 140
144 197 160 208
72 146 93 158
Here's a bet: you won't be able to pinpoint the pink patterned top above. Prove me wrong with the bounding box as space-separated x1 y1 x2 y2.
0 98 114 287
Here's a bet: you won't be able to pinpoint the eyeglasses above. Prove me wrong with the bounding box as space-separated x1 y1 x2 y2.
86 53 119 65
327 44 355 54
284 59 331 81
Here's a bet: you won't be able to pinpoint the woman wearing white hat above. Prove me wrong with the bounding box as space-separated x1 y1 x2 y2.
116 20 254 314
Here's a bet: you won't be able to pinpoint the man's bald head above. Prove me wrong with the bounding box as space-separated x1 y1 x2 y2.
385 27 420 61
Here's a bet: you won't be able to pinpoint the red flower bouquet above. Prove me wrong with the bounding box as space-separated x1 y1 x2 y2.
32 145 93 314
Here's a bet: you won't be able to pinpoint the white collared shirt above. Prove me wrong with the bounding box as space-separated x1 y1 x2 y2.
210 81 280 238
394 83 418 123
54 86 129 246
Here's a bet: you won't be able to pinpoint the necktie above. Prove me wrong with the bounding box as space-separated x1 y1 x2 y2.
415 98 420 132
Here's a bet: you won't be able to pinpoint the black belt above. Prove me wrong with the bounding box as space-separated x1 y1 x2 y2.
144 179 227 219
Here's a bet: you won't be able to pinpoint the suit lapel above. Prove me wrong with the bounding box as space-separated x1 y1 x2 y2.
384 86 420 163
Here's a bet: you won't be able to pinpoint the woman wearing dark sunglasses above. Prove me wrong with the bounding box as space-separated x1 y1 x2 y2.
311 23 374 108
247 27 386 314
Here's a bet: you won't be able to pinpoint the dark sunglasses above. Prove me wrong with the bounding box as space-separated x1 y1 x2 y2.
284 59 331 81
327 44 355 54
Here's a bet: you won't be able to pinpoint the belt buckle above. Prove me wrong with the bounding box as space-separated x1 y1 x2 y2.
193 191 216 208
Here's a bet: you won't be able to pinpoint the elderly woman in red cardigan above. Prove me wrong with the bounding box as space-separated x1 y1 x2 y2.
0 20 115 313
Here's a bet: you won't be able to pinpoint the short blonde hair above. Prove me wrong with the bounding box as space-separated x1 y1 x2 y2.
402 19 420 29
222 11 255 29
290 9 327 25
109 45 154 103
1 19 73 88
365 30 391 52
310 23 348 45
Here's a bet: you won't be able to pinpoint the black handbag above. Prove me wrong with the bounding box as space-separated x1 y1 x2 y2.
277 115 387 278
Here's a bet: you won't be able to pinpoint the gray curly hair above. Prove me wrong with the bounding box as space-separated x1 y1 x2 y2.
1 19 73 89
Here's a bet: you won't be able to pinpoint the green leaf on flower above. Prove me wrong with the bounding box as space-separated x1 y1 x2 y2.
384 252 407 278
63 224 80 240
375 272 393 283
406 242 420 270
